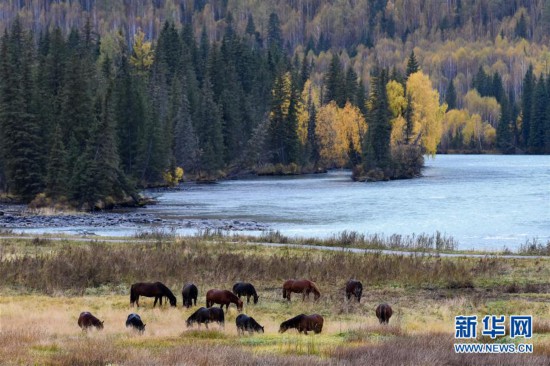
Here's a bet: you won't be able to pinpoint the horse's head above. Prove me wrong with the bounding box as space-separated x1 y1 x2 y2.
186 319 194 328
279 322 289 333
253 295 259 304
169 297 177 307
237 299 244 312
313 290 321 301
98 321 104 330
260 326 265 333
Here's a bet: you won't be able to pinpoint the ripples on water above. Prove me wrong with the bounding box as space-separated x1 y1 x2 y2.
141 155 550 250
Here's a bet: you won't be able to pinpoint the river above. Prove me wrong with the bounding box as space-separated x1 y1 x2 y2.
4 155 550 250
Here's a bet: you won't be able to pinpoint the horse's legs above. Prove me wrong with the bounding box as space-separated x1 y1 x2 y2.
136 296 140 307
247 295 250 304
159 296 163 306
194 297 197 306
153 297 158 307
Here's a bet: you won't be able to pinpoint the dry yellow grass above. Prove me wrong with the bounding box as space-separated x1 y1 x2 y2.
2 237 550 364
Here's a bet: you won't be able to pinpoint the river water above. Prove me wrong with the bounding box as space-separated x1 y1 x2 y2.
7 155 550 250
141 154 549 250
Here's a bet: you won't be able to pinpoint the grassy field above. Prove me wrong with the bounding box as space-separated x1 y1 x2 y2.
2 235 550 365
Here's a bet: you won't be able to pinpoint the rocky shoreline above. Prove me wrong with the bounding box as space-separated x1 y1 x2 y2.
0 205 269 234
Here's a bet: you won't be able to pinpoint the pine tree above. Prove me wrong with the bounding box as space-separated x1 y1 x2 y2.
515 13 527 39
196 76 224 174
45 123 68 197
496 96 513 153
0 19 44 199
345 67 358 105
172 75 199 172
363 68 392 169
406 50 419 78
445 78 457 110
521 65 535 147
529 75 547 153
323 54 345 106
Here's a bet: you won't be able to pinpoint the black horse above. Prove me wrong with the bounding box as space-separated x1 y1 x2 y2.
236 314 264 334
186 307 225 329
232 282 259 304
126 313 146 333
130 282 177 307
182 283 198 308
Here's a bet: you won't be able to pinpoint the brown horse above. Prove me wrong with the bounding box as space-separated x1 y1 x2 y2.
206 289 243 312
130 282 177 307
279 314 323 334
376 303 393 324
78 312 104 331
282 279 320 301
345 279 363 302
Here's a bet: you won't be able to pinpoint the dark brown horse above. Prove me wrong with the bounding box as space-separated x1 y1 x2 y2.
206 289 243 312
376 303 393 324
282 279 320 301
186 307 225 329
78 312 104 331
130 282 177 307
345 279 363 302
279 314 323 334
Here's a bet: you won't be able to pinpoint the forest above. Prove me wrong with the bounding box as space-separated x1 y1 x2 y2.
1 0 550 208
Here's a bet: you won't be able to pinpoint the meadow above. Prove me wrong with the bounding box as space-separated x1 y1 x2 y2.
2 235 550 365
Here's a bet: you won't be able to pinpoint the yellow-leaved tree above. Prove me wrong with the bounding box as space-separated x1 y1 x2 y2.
406 71 447 155
296 79 321 144
386 80 407 145
315 101 366 167
130 29 154 73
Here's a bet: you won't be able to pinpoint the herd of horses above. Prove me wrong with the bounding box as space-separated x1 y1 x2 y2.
78 279 393 335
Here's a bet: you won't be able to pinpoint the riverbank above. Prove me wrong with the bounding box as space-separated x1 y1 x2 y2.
2 236 550 365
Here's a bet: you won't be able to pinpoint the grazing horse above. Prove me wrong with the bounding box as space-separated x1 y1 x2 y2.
186 307 225 329
236 314 264 334
130 282 177 307
182 283 198 308
345 279 363 302
279 314 323 335
282 279 321 301
77 312 104 331
206 289 243 312
126 313 146 333
232 282 259 304
376 303 393 324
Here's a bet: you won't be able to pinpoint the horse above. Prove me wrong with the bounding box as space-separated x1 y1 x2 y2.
279 314 323 335
345 279 363 302
282 279 321 301
182 283 198 308
186 307 225 329
77 312 104 331
126 313 146 333
130 282 177 307
206 289 243 312
232 282 259 304
376 303 393 324
235 314 264 334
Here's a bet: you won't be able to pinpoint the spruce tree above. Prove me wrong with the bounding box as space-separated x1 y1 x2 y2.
445 78 457 110
529 75 547 153
45 123 68 197
406 50 419 78
364 68 392 170
196 76 224 174
0 19 44 199
323 54 345 106
496 96 513 153
521 65 535 147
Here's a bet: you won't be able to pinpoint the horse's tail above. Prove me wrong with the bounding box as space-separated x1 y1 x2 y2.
310 281 321 299
130 285 137 305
